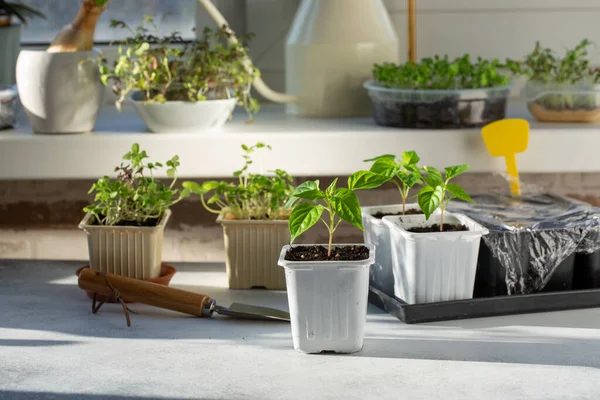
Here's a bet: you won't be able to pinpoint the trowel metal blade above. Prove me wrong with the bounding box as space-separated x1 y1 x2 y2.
215 303 290 322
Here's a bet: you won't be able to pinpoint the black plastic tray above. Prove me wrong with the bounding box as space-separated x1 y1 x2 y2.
369 285 600 324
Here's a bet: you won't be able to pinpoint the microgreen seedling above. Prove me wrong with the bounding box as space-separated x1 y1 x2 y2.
418 164 474 232
287 174 366 257
504 39 600 84
98 17 259 119
358 151 422 214
84 143 189 226
183 143 294 220
373 55 510 90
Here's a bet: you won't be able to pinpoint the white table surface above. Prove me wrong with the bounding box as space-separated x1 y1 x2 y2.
1 260 600 400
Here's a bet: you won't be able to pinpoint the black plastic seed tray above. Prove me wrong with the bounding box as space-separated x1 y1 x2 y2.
369 285 600 324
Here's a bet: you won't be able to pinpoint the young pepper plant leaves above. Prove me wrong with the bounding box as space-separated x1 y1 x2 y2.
347 170 390 191
444 164 469 181
331 188 364 230
289 203 324 242
446 183 475 203
418 185 444 220
288 175 365 257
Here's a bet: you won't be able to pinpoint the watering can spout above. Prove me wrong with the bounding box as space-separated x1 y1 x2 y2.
197 0 298 104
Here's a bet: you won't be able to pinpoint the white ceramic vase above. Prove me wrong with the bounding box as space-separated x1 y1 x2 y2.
16 49 104 134
278 244 375 354
0 24 21 85
383 213 489 304
285 0 399 117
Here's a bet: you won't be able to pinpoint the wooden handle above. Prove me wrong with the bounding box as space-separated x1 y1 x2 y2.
78 268 211 317
504 154 521 197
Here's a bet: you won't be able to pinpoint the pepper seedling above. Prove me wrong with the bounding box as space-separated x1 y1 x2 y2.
287 174 366 257
359 151 422 214
183 143 294 220
418 164 474 232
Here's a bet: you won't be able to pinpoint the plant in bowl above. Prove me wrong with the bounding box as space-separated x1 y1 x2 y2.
504 39 600 122
0 1 45 85
183 143 293 289
16 0 108 133
278 174 375 354
382 164 489 304
79 143 190 280
98 16 259 133
363 55 511 129
351 151 423 297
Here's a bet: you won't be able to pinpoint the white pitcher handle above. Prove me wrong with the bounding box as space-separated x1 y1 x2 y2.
196 0 298 104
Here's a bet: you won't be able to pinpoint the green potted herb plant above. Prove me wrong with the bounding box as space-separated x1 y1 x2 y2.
504 39 600 122
0 0 44 85
79 143 190 280
278 174 375 354
98 17 259 133
183 143 293 290
363 55 511 129
381 164 488 304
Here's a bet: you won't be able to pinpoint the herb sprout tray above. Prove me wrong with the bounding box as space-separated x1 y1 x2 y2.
369 285 600 324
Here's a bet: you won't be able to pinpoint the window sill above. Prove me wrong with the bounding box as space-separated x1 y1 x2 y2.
0 102 598 180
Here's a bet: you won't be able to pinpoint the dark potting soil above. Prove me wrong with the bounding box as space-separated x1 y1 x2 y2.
284 245 370 262
408 224 468 233
92 216 159 227
373 209 423 219
373 96 507 129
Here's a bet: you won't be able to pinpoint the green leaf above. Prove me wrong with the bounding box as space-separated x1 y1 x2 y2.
326 178 338 197
368 158 398 177
444 164 470 181
291 180 324 201
422 166 443 187
446 183 475 203
331 189 364 230
289 203 324 242
364 154 396 162
418 185 444 219
401 151 420 166
348 170 390 190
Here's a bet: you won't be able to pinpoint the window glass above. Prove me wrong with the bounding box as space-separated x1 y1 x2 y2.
21 0 197 44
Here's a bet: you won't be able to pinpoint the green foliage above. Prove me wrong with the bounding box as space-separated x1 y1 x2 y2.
373 55 510 90
418 164 474 232
352 151 422 214
183 143 294 220
504 39 600 111
504 39 600 84
0 0 45 25
287 175 364 257
84 143 190 226
98 16 260 119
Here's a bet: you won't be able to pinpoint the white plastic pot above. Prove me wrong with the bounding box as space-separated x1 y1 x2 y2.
382 213 488 304
362 204 422 297
278 244 375 354
129 92 237 133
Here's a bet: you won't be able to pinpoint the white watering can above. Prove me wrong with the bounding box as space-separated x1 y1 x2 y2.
197 0 400 118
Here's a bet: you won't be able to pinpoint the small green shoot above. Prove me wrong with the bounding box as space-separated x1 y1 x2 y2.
358 151 422 214
418 164 474 232
287 174 366 257
183 143 294 220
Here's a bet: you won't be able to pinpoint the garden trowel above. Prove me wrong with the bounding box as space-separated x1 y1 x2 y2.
78 267 290 326
481 119 530 197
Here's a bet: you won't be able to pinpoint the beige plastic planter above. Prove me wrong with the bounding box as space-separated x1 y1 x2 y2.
218 216 290 290
78 210 171 280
